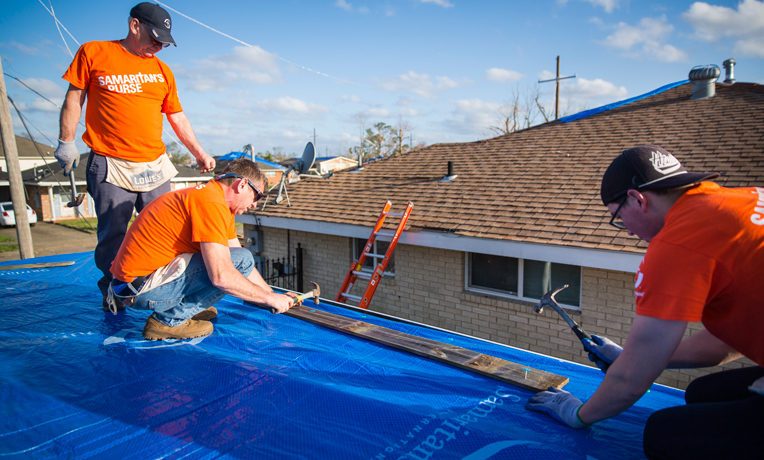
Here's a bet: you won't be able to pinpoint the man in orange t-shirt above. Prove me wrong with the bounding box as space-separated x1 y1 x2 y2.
108 159 295 341
53 3 216 310
527 145 763 459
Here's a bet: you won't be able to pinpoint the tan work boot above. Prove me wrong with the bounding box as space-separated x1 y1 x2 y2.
191 306 218 321
143 316 213 341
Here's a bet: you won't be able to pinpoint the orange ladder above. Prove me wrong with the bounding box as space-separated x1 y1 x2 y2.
336 201 413 309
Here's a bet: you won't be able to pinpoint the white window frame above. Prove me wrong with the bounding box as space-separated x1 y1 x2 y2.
352 238 395 277
464 253 582 310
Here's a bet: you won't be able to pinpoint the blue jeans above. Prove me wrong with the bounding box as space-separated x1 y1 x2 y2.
87 152 171 297
121 248 254 327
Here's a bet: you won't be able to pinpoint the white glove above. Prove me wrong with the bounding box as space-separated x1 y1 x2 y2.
54 139 79 175
749 376 764 396
526 387 588 429
584 335 622 373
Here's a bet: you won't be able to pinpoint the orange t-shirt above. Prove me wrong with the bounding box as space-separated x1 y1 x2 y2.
62 40 182 162
635 182 764 366
110 181 236 282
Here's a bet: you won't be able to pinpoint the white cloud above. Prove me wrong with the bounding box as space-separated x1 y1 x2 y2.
444 98 502 135
602 15 687 62
380 71 462 98
0 41 39 55
253 97 328 118
558 0 618 13
567 77 627 100
485 68 523 83
421 0 455 7
341 94 361 103
584 0 618 13
335 0 371 14
183 45 282 92
335 0 352 11
683 0 764 58
30 98 62 112
360 107 391 118
20 78 63 99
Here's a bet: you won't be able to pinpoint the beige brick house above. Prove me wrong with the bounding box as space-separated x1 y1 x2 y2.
241 73 764 389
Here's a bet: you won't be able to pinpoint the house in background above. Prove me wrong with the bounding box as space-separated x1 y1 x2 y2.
20 153 213 222
311 155 358 175
241 62 763 389
215 150 287 187
0 135 55 174
0 135 56 202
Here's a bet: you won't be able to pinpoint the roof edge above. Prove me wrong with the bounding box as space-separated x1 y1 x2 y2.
239 214 643 273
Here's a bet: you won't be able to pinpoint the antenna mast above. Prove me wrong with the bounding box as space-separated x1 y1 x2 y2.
538 55 576 120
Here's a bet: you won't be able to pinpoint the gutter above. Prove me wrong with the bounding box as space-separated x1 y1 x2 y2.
238 214 643 273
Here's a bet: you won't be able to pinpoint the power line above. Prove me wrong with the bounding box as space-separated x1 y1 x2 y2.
156 1 362 88
37 0 79 58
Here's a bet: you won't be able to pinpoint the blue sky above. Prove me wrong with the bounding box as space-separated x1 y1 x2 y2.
1 0 763 159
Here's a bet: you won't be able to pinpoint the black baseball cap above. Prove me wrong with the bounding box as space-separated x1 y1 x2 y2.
600 145 719 205
130 2 176 47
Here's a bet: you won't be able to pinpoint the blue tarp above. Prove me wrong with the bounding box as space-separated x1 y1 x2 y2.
217 152 286 169
0 252 684 459
558 80 689 123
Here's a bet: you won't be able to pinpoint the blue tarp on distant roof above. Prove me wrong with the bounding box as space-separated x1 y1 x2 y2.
0 252 684 459
558 80 689 123
217 152 286 169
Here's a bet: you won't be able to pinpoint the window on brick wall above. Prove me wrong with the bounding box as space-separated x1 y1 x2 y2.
466 253 581 309
353 238 395 276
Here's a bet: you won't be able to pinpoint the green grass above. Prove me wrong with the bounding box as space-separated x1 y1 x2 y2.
0 234 18 253
54 218 98 233
0 244 19 253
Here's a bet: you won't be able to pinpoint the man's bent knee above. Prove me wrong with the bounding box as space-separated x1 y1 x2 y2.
229 247 254 277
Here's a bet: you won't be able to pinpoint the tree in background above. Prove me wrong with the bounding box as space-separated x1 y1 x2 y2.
165 141 192 166
347 119 413 164
490 84 577 136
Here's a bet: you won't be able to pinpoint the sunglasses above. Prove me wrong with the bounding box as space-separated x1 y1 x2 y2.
140 22 170 48
215 173 264 201
609 195 628 230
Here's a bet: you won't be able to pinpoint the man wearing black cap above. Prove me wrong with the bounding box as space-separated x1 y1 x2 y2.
54 3 215 310
527 145 763 459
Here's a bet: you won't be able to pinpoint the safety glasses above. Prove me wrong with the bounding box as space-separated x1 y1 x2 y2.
215 173 264 202
609 195 628 230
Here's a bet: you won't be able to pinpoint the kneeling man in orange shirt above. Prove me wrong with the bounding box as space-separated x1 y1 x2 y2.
107 158 294 340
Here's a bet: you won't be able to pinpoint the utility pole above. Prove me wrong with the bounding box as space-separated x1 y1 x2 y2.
0 57 35 258
538 55 576 120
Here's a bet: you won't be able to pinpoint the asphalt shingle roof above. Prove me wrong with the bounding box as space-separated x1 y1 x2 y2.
253 82 764 255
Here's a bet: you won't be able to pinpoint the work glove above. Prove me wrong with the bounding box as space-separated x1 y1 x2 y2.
526 387 589 429
54 139 79 175
583 335 622 373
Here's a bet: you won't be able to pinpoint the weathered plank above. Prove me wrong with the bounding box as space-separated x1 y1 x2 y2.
284 303 568 392
0 261 75 271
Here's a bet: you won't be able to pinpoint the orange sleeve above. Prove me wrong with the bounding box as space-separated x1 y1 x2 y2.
634 241 715 322
62 44 90 90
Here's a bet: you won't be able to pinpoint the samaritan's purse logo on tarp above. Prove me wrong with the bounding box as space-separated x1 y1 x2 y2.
649 149 681 175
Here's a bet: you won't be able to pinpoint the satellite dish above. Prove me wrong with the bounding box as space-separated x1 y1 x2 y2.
292 142 316 174
271 142 316 206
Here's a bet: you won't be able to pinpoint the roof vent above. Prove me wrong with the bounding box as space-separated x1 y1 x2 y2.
688 64 720 100
439 161 457 182
723 58 736 84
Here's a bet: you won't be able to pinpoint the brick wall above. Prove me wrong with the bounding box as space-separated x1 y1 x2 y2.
248 224 754 390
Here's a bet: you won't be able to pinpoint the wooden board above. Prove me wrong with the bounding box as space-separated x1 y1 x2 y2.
284 303 568 392
0 261 75 271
